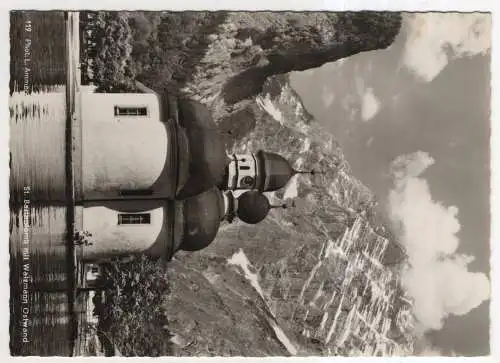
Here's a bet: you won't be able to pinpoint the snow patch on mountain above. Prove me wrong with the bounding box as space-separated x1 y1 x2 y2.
256 95 284 125
300 138 311 153
283 175 299 200
228 249 298 355
268 320 298 355
228 249 266 301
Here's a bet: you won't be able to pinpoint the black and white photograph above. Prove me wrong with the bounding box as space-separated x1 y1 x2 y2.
7 8 492 357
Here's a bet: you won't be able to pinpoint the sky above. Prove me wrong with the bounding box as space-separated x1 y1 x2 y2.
290 12 491 356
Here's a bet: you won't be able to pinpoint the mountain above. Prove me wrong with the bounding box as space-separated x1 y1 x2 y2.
179 11 402 122
163 74 416 356
86 11 412 356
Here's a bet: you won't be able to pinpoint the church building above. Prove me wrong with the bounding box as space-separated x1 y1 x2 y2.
76 83 317 262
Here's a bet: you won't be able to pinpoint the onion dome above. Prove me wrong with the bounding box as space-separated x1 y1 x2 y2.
237 191 290 224
176 99 231 199
237 191 270 224
180 187 226 251
255 151 320 192
256 150 294 192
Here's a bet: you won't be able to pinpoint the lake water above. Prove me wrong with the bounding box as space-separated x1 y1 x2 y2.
9 88 81 355
9 11 91 356
9 88 68 202
9 88 82 355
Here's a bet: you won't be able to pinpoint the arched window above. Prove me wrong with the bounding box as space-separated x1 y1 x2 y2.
240 176 255 188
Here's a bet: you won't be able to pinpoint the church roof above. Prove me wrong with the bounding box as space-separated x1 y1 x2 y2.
179 187 225 252
256 150 296 192
163 118 190 196
175 99 230 199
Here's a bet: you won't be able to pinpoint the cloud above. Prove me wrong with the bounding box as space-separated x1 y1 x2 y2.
388 151 490 331
414 334 458 356
361 87 381 121
366 136 374 147
402 13 491 82
390 150 435 185
321 87 335 107
419 346 442 356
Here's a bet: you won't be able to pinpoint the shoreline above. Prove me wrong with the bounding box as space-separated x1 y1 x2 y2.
65 11 82 355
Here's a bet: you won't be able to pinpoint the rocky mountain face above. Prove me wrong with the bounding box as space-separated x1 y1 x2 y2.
85 12 411 356
180 12 402 123
163 74 416 356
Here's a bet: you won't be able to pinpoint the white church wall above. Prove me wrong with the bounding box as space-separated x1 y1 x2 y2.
80 93 160 123
80 93 172 197
81 204 166 260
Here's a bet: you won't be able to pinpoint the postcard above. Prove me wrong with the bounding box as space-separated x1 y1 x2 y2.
8 9 491 357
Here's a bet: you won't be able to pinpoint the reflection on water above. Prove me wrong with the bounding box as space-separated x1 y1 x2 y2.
8 10 89 356
9 89 67 203
8 9 110 356
9 88 77 356
10 205 74 356
10 11 67 94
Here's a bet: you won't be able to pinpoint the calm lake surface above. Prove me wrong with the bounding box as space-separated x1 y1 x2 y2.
9 87 83 355
9 11 89 356
9 88 68 202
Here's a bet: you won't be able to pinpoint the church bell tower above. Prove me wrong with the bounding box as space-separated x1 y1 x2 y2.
223 150 319 192
226 154 260 190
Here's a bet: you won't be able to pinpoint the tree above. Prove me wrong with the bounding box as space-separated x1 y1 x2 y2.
93 256 174 356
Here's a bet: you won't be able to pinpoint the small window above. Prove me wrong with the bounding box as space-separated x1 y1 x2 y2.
119 188 153 196
114 106 148 117
240 166 251 171
118 213 151 225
